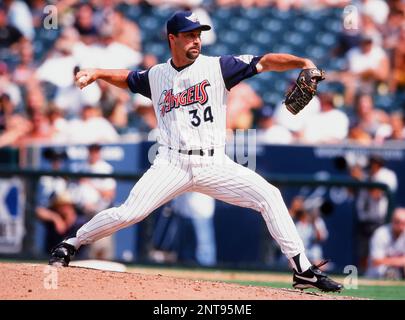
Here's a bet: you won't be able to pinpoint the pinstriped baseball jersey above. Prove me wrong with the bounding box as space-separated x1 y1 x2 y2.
127 54 262 150
72 51 308 266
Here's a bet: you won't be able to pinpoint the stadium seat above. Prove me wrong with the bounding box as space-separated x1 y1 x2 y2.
253 31 272 46
305 45 327 60
242 44 261 56
316 32 338 47
230 17 251 33
125 4 142 21
244 7 266 20
213 7 234 22
293 19 315 34
261 19 283 33
283 32 305 47
220 30 241 45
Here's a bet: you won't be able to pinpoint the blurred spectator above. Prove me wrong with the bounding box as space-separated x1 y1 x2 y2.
25 82 47 113
343 34 389 106
333 28 362 59
226 82 263 130
11 40 36 86
348 121 373 145
54 65 102 118
59 105 120 143
73 2 99 44
70 143 116 260
128 94 157 133
216 0 349 8
93 17 142 69
104 7 142 51
359 13 384 46
256 105 293 144
289 196 329 266
71 144 116 216
350 155 398 272
354 94 390 142
16 109 54 146
374 111 405 142
381 8 404 55
38 147 69 206
4 0 34 40
151 192 217 267
35 27 81 88
366 207 405 279
387 112 405 140
273 95 321 137
98 81 130 131
30 0 48 28
47 105 69 141
0 4 24 50
0 62 22 110
36 191 88 254
300 92 349 144
141 54 159 70
0 93 31 148
360 0 390 26
389 25 405 93
173 192 216 266
36 147 88 254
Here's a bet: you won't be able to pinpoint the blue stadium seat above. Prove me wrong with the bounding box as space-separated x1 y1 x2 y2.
324 19 342 33
220 30 241 44
328 57 346 71
143 42 168 61
230 17 251 33
253 31 272 46
263 92 283 106
305 45 328 60
126 5 142 21
271 44 293 54
205 44 231 56
244 7 266 20
283 32 305 47
293 19 315 34
153 7 173 20
316 32 338 47
272 9 294 21
261 19 283 33
243 44 261 56
138 15 160 32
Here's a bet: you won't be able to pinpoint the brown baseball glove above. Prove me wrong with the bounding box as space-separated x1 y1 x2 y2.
284 68 325 115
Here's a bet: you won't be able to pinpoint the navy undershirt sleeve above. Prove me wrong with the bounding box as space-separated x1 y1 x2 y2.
219 55 263 90
126 69 152 98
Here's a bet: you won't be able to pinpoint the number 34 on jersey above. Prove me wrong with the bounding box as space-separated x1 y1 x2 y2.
158 79 214 127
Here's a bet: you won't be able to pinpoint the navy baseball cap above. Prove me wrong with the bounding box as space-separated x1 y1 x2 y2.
166 11 211 35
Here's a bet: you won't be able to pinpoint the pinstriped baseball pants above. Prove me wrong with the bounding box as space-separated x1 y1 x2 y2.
76 146 305 258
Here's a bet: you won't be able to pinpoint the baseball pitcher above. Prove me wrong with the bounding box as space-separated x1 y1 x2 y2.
49 11 341 292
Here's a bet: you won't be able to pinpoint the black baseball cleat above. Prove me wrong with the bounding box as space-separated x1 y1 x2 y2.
49 242 77 267
293 260 343 293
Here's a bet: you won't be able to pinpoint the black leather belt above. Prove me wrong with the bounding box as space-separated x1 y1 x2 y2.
169 147 214 156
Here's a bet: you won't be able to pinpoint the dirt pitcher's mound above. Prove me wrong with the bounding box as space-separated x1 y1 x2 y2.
0 262 355 300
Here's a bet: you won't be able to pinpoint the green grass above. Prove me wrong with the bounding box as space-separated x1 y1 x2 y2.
224 280 405 300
